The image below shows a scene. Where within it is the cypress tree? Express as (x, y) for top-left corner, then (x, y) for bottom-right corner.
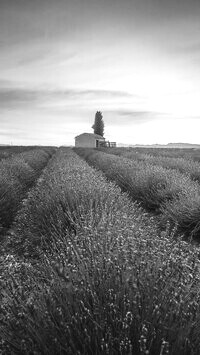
(92, 111), (104, 136)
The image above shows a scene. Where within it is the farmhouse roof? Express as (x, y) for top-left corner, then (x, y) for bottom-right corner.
(75, 133), (105, 139)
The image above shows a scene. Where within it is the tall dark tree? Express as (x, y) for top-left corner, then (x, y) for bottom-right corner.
(92, 111), (104, 137)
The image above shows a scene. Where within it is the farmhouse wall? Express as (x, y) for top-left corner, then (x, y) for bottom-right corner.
(75, 135), (97, 148)
(75, 133), (105, 148)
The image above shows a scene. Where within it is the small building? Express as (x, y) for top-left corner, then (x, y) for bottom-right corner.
(75, 133), (105, 148)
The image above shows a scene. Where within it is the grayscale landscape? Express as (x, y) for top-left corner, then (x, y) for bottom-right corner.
(1, 1), (200, 354)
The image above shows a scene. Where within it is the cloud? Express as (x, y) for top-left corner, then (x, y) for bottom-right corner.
(0, 125), (29, 139)
(0, 130), (24, 138)
(105, 110), (162, 125)
(16, 50), (52, 67)
(15, 43), (77, 67)
(60, 89), (133, 101)
(0, 86), (134, 110)
(174, 40), (200, 55)
(0, 88), (39, 109)
(0, 80), (12, 87)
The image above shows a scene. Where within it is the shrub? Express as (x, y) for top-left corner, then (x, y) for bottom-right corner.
(0, 148), (55, 231)
(121, 151), (200, 183)
(19, 148), (52, 172)
(75, 148), (200, 238)
(161, 192), (200, 238)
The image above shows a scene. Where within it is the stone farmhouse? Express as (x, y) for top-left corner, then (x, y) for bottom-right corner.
(75, 133), (116, 148)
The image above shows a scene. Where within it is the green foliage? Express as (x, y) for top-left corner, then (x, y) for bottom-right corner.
(92, 111), (104, 136)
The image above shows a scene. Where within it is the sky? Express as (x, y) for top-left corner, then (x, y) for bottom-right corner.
(0, 0), (200, 146)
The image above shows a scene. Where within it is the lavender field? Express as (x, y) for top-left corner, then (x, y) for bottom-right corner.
(1, 147), (200, 354)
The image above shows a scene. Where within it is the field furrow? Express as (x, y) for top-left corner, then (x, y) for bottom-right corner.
(0, 146), (38, 161)
(0, 147), (56, 238)
(101, 148), (200, 183)
(11, 148), (155, 256)
(102, 147), (200, 162)
(75, 148), (200, 239)
(1, 148), (200, 354)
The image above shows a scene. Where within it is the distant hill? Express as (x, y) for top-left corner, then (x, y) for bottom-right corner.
(166, 143), (200, 148)
(118, 143), (200, 149)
